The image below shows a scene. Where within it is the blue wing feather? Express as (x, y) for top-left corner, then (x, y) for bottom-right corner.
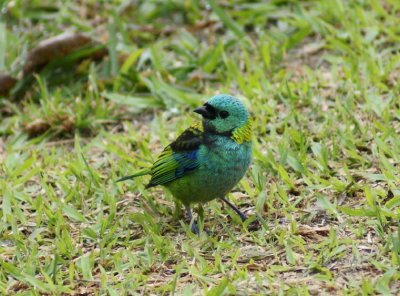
(174, 150), (199, 178)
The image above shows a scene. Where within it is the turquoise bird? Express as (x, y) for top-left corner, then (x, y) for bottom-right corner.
(118, 94), (253, 233)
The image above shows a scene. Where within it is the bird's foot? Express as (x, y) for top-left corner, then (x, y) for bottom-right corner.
(247, 217), (261, 231)
(189, 220), (211, 235)
(238, 212), (247, 222)
(184, 205), (210, 235)
(237, 212), (261, 231)
(190, 221), (199, 235)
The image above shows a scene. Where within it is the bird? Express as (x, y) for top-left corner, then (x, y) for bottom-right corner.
(118, 94), (253, 233)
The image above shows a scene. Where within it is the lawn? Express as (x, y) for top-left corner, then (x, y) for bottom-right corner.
(1, 0), (400, 295)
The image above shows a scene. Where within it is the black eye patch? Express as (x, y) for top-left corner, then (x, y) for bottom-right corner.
(219, 111), (229, 119)
(203, 103), (217, 119)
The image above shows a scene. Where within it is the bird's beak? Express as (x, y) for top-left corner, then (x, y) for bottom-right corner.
(193, 106), (208, 116)
(193, 105), (216, 119)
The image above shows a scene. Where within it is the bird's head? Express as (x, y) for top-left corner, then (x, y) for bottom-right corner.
(194, 94), (251, 142)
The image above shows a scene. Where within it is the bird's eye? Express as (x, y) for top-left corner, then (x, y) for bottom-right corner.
(219, 111), (229, 119)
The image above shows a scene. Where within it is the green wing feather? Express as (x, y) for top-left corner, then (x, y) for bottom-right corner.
(116, 168), (151, 182)
(146, 123), (204, 188)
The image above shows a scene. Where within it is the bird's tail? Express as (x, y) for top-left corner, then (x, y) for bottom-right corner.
(117, 168), (151, 182)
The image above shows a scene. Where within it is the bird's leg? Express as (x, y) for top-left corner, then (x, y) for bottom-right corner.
(185, 204), (199, 234)
(221, 197), (247, 222)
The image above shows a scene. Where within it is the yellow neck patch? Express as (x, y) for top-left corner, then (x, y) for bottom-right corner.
(231, 119), (252, 144)
(191, 121), (204, 132)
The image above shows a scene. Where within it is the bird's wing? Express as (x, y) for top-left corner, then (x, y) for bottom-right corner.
(146, 123), (204, 188)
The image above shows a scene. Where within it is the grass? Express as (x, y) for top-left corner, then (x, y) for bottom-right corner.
(1, 0), (400, 294)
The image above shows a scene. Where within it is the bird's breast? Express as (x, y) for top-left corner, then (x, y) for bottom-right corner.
(200, 136), (252, 182)
(165, 136), (252, 204)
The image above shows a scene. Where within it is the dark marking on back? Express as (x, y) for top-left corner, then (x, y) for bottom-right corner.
(170, 126), (203, 151)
